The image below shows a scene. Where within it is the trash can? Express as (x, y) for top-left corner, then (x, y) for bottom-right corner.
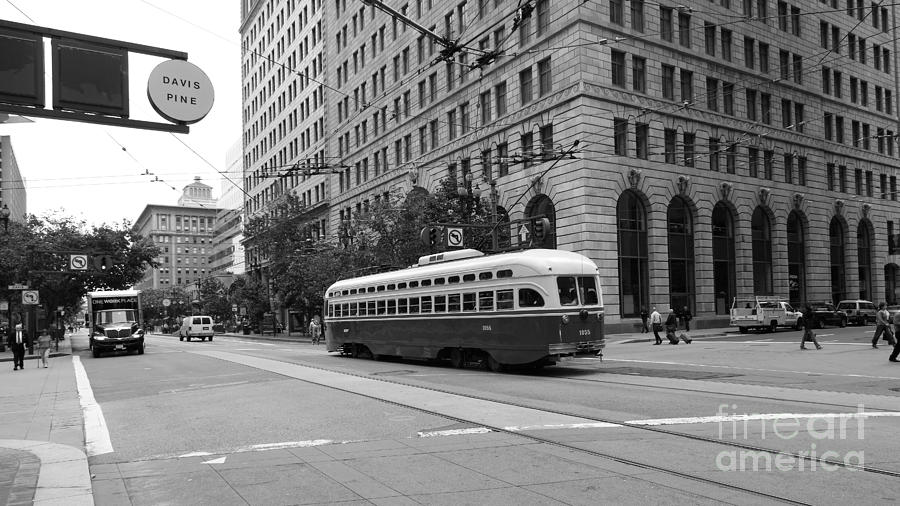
(243, 326), (250, 335)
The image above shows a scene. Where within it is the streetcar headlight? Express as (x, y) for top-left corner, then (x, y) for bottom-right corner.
(597, 312), (604, 323)
(560, 314), (570, 324)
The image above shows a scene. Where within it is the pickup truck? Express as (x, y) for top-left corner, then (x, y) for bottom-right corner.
(730, 297), (804, 333)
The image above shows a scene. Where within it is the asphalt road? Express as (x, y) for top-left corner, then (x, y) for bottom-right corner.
(72, 325), (900, 505)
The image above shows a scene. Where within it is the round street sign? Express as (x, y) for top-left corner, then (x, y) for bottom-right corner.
(162, 298), (171, 307)
(147, 59), (215, 124)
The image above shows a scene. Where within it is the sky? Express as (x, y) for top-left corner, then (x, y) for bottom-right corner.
(0, 0), (242, 227)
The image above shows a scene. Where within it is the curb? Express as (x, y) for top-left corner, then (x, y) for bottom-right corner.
(0, 440), (93, 506)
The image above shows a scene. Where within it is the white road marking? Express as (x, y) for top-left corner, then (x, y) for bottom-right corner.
(605, 358), (900, 380)
(179, 451), (212, 458)
(417, 427), (493, 437)
(202, 457), (227, 464)
(246, 439), (334, 451)
(73, 356), (113, 456)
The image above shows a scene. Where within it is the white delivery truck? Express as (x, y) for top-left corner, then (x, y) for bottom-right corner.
(730, 296), (803, 333)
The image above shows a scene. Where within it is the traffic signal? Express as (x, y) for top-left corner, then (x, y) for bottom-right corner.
(93, 255), (112, 272)
(532, 218), (551, 242)
(420, 226), (439, 247)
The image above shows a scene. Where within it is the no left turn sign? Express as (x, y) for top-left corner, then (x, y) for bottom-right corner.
(70, 254), (88, 270)
(446, 227), (464, 248)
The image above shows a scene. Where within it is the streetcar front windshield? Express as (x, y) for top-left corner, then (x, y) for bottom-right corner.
(557, 276), (600, 306)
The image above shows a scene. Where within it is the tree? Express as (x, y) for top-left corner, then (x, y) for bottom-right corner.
(197, 277), (231, 321)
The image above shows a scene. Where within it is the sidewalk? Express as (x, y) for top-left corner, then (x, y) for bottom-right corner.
(0, 333), (93, 505)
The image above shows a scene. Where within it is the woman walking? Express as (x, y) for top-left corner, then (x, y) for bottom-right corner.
(37, 329), (52, 368)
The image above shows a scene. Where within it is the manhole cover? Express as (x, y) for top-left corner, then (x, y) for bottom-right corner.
(371, 370), (417, 376)
(598, 366), (742, 380)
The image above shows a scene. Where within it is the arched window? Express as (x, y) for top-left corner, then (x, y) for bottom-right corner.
(787, 211), (806, 305)
(885, 264), (900, 305)
(524, 195), (557, 249)
(712, 203), (736, 314)
(858, 222), (872, 301)
(830, 218), (846, 303)
(751, 207), (773, 295)
(617, 191), (648, 317)
(667, 197), (694, 314)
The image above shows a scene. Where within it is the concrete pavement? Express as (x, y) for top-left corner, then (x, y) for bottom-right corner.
(0, 333), (93, 505)
(0, 325), (734, 505)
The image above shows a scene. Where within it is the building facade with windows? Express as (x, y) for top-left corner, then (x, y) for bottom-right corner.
(0, 136), (27, 224)
(133, 179), (219, 291)
(243, 0), (900, 331)
(209, 142), (247, 286)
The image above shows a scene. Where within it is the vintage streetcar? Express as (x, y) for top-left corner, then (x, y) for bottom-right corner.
(323, 248), (605, 371)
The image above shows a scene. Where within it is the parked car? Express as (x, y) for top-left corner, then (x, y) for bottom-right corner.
(806, 303), (848, 328)
(836, 300), (877, 325)
(178, 316), (215, 342)
(886, 305), (900, 322)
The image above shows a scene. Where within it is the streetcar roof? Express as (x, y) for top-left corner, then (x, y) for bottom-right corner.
(325, 249), (599, 296)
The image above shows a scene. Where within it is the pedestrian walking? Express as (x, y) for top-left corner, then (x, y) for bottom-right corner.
(664, 309), (681, 344)
(7, 323), (27, 371)
(891, 310), (900, 362)
(681, 306), (693, 332)
(649, 307), (662, 345)
(309, 315), (323, 345)
(37, 329), (51, 368)
(872, 303), (895, 348)
(801, 305), (822, 350)
(640, 307), (649, 333)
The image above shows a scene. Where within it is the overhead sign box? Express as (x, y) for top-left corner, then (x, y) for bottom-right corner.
(0, 28), (44, 107)
(52, 39), (129, 117)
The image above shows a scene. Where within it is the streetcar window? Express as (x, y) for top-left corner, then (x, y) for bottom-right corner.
(377, 300), (386, 314)
(462, 293), (476, 311)
(448, 294), (461, 312)
(579, 277), (600, 305)
(398, 282), (407, 289)
(387, 299), (397, 314)
(479, 272), (493, 280)
(327, 303), (333, 317)
(398, 298), (408, 314)
(387, 283), (396, 290)
(349, 303), (358, 316)
(377, 285), (385, 291)
(557, 277), (578, 306)
(434, 278), (445, 285)
(518, 288), (545, 307)
(421, 296), (433, 313)
(448, 276), (460, 284)
(358, 302), (367, 316)
(497, 290), (514, 309)
(434, 295), (447, 312)
(479, 291), (494, 310)
(367, 287), (376, 293)
(368, 300), (376, 315)
(497, 269), (513, 278)
(409, 297), (420, 313)
(342, 290), (349, 295)
(350, 289), (358, 295)
(409, 281), (419, 288)
(340, 304), (348, 316)
(463, 274), (476, 282)
(421, 279), (431, 286)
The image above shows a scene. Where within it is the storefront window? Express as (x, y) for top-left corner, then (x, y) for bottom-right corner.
(787, 211), (806, 305)
(830, 217), (846, 303)
(712, 202), (736, 314)
(858, 221), (872, 301)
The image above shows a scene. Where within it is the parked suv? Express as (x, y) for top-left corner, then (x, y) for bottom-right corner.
(178, 316), (215, 342)
(836, 300), (877, 325)
(807, 303), (848, 328)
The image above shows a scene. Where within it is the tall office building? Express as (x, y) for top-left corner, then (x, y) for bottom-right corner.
(134, 178), (219, 291)
(210, 141), (247, 285)
(242, 0), (900, 331)
(0, 135), (27, 224)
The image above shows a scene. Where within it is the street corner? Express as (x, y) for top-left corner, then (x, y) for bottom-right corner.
(0, 439), (93, 505)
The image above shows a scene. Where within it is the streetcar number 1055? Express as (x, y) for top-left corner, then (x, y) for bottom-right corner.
(482, 325), (492, 331)
(578, 329), (592, 336)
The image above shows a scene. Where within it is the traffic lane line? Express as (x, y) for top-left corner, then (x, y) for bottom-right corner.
(603, 356), (900, 380)
(73, 356), (113, 457)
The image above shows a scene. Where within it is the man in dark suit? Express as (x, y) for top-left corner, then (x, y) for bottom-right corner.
(8, 323), (28, 371)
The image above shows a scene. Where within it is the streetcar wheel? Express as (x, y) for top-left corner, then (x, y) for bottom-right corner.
(449, 348), (464, 369)
(739, 327), (748, 334)
(487, 354), (504, 373)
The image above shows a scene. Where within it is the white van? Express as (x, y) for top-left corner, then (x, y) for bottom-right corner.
(178, 316), (215, 341)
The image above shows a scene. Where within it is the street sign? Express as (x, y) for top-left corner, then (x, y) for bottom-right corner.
(232, 304), (238, 312)
(446, 227), (464, 248)
(0, 301), (7, 311)
(69, 254), (88, 270)
(518, 225), (530, 243)
(7, 284), (28, 290)
(162, 298), (171, 307)
(22, 290), (39, 305)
